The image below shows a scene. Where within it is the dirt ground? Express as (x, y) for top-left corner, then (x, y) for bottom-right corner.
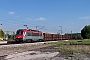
(0, 43), (90, 60)
(33, 45), (90, 60)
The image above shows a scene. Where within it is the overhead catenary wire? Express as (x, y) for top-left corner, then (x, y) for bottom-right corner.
(0, 5), (45, 29)
(0, 16), (27, 24)
(0, 5), (34, 26)
(0, 5), (46, 31)
(0, 16), (28, 25)
(0, 16), (45, 29)
(0, 18), (23, 26)
(0, 5), (28, 18)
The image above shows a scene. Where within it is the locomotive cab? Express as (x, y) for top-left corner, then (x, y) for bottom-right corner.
(15, 29), (24, 42)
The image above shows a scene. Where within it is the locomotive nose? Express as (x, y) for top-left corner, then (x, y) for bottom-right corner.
(16, 36), (22, 38)
(18, 36), (21, 38)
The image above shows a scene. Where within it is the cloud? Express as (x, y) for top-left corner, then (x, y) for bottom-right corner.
(9, 11), (15, 15)
(79, 16), (90, 20)
(26, 18), (32, 20)
(35, 17), (46, 20)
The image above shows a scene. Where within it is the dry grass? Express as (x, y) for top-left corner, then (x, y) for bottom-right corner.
(50, 40), (90, 54)
(57, 45), (90, 54)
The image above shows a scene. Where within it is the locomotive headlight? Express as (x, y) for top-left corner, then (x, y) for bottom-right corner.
(18, 36), (21, 38)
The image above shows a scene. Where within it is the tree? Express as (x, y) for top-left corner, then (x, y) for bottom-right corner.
(81, 25), (90, 39)
(0, 29), (4, 39)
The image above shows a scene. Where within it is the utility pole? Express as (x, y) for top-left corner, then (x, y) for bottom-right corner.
(59, 26), (62, 40)
(71, 31), (72, 40)
(36, 26), (39, 30)
(36, 26), (45, 31)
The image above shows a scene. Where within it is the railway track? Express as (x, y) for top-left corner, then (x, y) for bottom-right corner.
(0, 40), (58, 45)
(0, 40), (17, 45)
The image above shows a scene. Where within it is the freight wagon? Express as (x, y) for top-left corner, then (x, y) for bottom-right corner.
(43, 33), (71, 41)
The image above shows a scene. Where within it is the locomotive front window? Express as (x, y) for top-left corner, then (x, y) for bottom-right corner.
(16, 30), (23, 35)
(26, 32), (31, 36)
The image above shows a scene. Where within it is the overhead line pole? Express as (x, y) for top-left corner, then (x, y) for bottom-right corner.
(59, 26), (62, 40)
(36, 26), (39, 30)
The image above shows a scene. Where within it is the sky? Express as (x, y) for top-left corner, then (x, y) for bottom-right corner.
(0, 0), (90, 34)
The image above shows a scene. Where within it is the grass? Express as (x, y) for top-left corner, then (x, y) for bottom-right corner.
(50, 39), (90, 54)
(50, 39), (90, 45)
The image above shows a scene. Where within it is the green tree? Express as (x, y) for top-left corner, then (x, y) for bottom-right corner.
(0, 29), (4, 38)
(81, 25), (90, 39)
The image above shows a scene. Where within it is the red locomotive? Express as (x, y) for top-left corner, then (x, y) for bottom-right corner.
(15, 29), (44, 43)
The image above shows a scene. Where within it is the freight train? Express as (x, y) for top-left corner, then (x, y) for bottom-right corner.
(15, 29), (71, 43)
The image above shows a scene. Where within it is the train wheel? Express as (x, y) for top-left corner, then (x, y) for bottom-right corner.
(26, 39), (33, 43)
(31, 40), (33, 43)
(26, 40), (30, 43)
(41, 39), (44, 42)
(39, 39), (44, 42)
(15, 40), (20, 44)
